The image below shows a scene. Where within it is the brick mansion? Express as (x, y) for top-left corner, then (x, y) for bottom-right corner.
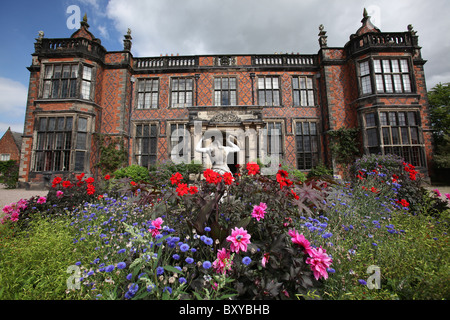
(18, 10), (433, 187)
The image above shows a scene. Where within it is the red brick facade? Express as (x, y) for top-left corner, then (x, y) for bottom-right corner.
(0, 128), (22, 162)
(18, 12), (433, 187)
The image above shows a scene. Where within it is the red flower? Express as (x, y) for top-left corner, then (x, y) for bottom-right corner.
(246, 162), (260, 175)
(276, 170), (292, 189)
(371, 187), (379, 193)
(397, 199), (410, 207)
(170, 172), (183, 185)
(62, 180), (72, 188)
(203, 168), (222, 184)
(291, 189), (299, 200)
(76, 173), (85, 181)
(188, 186), (198, 194)
(87, 184), (95, 195)
(104, 174), (111, 180)
(52, 177), (62, 188)
(130, 181), (137, 186)
(176, 183), (189, 196)
(86, 177), (94, 184)
(223, 172), (234, 185)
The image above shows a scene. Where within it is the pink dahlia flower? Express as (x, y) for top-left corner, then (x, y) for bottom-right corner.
(149, 217), (164, 237)
(288, 229), (313, 256)
(306, 246), (333, 280)
(37, 196), (47, 204)
(212, 248), (233, 274)
(251, 202), (267, 221)
(226, 227), (251, 253)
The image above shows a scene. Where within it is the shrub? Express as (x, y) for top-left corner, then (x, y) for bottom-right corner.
(114, 165), (150, 183)
(351, 154), (429, 215)
(148, 160), (203, 187)
(0, 160), (19, 189)
(307, 163), (333, 180)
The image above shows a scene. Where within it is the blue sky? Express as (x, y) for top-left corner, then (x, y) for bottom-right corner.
(1, 0), (449, 138)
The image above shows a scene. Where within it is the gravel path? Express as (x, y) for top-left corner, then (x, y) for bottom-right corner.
(0, 186), (48, 208)
(0, 184), (449, 218)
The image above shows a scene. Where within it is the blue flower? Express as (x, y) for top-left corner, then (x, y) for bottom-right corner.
(156, 267), (164, 275)
(126, 273), (133, 281)
(185, 257), (194, 264)
(321, 232), (333, 239)
(172, 254), (180, 260)
(117, 249), (126, 254)
(204, 227), (211, 232)
(163, 286), (172, 295)
(117, 262), (126, 269)
(105, 265), (115, 272)
(202, 261), (212, 269)
(180, 244), (190, 252)
(179, 277), (187, 284)
(242, 256), (252, 266)
(358, 279), (367, 285)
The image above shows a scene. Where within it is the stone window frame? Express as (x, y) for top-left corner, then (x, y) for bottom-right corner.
(0, 154), (10, 161)
(136, 78), (160, 109)
(213, 76), (238, 106)
(169, 77), (194, 108)
(357, 57), (415, 96)
(292, 76), (316, 107)
(261, 120), (285, 160)
(257, 75), (281, 106)
(373, 58), (412, 94)
(168, 122), (190, 161)
(41, 62), (95, 101)
(293, 119), (320, 170)
(357, 59), (373, 95)
(32, 113), (92, 173)
(362, 109), (426, 167)
(133, 122), (159, 168)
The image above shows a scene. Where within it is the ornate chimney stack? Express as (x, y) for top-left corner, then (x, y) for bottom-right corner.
(318, 24), (328, 48)
(123, 28), (132, 51)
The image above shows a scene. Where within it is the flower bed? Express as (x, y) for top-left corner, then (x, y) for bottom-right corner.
(0, 158), (449, 300)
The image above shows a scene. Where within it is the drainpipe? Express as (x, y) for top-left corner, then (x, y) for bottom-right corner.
(128, 75), (135, 165)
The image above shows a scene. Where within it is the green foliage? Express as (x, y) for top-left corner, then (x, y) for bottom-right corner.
(307, 162), (333, 180)
(352, 153), (429, 215)
(114, 164), (150, 183)
(328, 128), (361, 166)
(148, 160), (204, 187)
(428, 83), (450, 170)
(0, 160), (19, 189)
(428, 82), (450, 144)
(94, 134), (128, 175)
(0, 216), (97, 300)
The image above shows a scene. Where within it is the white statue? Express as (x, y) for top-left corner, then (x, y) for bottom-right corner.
(195, 134), (240, 174)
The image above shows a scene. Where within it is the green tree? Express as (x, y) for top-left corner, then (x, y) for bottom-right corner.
(428, 82), (450, 168)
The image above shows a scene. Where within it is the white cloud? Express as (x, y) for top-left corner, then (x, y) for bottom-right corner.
(101, 0), (450, 87)
(0, 77), (27, 137)
(0, 77), (27, 118)
(97, 25), (109, 39)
